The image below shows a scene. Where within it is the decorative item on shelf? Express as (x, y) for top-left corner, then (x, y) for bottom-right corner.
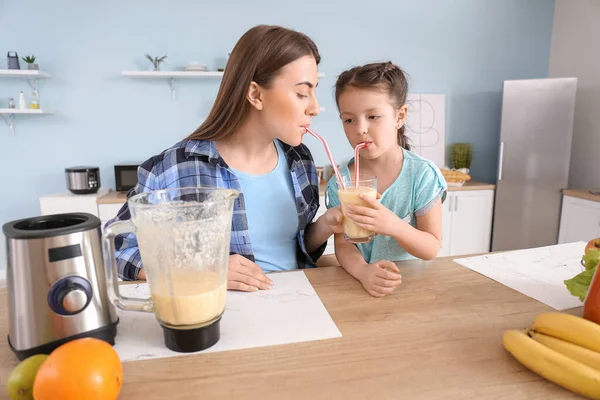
(7, 51), (20, 70)
(8, 97), (15, 109)
(21, 55), (39, 70)
(183, 61), (208, 72)
(217, 53), (231, 72)
(145, 53), (167, 71)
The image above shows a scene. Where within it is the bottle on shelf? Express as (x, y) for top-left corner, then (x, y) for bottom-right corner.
(19, 91), (26, 109)
(30, 89), (39, 109)
(8, 97), (15, 109)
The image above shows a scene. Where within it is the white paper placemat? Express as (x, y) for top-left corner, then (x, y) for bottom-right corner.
(113, 270), (342, 362)
(453, 242), (586, 310)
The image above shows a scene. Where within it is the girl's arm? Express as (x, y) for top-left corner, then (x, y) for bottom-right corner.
(334, 233), (369, 279)
(334, 233), (403, 297)
(345, 195), (443, 260)
(391, 200), (442, 260)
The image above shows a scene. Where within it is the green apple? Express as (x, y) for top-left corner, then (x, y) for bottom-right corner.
(6, 354), (48, 400)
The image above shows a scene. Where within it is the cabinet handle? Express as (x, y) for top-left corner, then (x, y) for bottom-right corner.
(455, 196), (458, 211)
(498, 141), (505, 181)
(448, 196), (453, 211)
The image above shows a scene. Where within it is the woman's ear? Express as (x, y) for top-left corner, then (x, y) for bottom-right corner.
(396, 104), (409, 129)
(247, 81), (264, 111)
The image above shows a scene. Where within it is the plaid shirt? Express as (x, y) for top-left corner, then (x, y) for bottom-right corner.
(106, 139), (326, 280)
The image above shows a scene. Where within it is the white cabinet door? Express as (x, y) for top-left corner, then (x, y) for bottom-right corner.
(448, 190), (494, 257)
(39, 188), (109, 217)
(558, 196), (600, 244)
(438, 193), (454, 257)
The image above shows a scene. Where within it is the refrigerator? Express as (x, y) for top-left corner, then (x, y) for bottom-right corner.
(491, 77), (578, 252)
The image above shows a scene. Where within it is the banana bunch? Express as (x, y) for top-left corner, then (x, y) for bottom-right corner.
(503, 312), (600, 399)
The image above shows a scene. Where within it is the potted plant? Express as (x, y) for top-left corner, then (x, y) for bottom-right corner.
(145, 54), (167, 71)
(21, 55), (38, 70)
(451, 143), (473, 174)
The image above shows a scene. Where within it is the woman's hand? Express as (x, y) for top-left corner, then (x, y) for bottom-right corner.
(323, 206), (344, 235)
(357, 260), (403, 298)
(345, 193), (403, 237)
(228, 254), (273, 292)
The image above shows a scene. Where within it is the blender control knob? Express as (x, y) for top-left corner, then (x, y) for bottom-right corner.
(48, 276), (93, 316)
(62, 289), (89, 313)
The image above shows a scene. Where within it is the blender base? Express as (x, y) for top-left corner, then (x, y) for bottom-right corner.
(161, 317), (221, 353)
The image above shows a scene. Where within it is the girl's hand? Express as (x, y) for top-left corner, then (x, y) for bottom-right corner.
(357, 260), (403, 298)
(228, 254), (273, 292)
(345, 193), (403, 237)
(323, 206), (344, 235)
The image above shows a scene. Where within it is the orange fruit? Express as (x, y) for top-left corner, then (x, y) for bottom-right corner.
(33, 338), (122, 400)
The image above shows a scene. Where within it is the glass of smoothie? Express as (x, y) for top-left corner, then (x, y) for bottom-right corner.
(337, 175), (378, 243)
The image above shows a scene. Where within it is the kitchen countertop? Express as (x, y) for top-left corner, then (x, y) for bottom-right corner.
(448, 181), (495, 191)
(0, 256), (581, 399)
(97, 181), (495, 205)
(562, 188), (600, 203)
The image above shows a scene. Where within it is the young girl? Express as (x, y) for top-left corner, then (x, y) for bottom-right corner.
(325, 62), (447, 298)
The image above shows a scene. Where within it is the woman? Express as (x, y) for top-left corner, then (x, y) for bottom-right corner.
(107, 25), (343, 291)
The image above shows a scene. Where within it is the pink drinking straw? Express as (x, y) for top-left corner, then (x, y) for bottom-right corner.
(306, 127), (345, 191)
(354, 142), (368, 190)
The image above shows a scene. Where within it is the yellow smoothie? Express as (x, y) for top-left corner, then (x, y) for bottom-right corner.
(149, 270), (226, 327)
(338, 186), (378, 242)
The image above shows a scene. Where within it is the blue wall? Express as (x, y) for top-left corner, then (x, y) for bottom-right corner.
(0, 0), (555, 269)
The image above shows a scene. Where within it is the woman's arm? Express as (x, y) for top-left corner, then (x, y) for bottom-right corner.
(304, 207), (343, 253)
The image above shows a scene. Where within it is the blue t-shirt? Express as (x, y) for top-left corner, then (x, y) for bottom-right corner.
(230, 141), (299, 272)
(325, 147), (447, 263)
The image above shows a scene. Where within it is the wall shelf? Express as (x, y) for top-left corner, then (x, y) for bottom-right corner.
(122, 70), (326, 100)
(0, 69), (52, 89)
(1, 109), (54, 136)
(0, 69), (52, 78)
(1, 69), (54, 135)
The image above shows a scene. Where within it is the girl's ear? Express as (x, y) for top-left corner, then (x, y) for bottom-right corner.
(247, 81), (264, 111)
(396, 104), (409, 129)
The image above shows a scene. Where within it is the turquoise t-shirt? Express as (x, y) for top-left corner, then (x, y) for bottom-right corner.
(230, 141), (299, 272)
(325, 147), (447, 263)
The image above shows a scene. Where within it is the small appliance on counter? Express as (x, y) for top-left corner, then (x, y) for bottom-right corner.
(114, 162), (141, 192)
(3, 212), (118, 360)
(65, 166), (100, 194)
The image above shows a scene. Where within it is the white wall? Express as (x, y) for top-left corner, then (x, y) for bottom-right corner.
(549, 0), (600, 190)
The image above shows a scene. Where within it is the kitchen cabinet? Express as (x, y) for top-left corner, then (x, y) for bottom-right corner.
(439, 190), (494, 257)
(39, 188), (109, 219)
(559, 195), (600, 244)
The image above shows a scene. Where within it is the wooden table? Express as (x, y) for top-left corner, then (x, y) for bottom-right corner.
(0, 257), (583, 399)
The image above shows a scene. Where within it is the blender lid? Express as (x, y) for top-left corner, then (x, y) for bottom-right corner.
(65, 166), (100, 173)
(2, 212), (101, 239)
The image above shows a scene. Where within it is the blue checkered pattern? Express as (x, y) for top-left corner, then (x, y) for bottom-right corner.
(105, 139), (325, 280)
